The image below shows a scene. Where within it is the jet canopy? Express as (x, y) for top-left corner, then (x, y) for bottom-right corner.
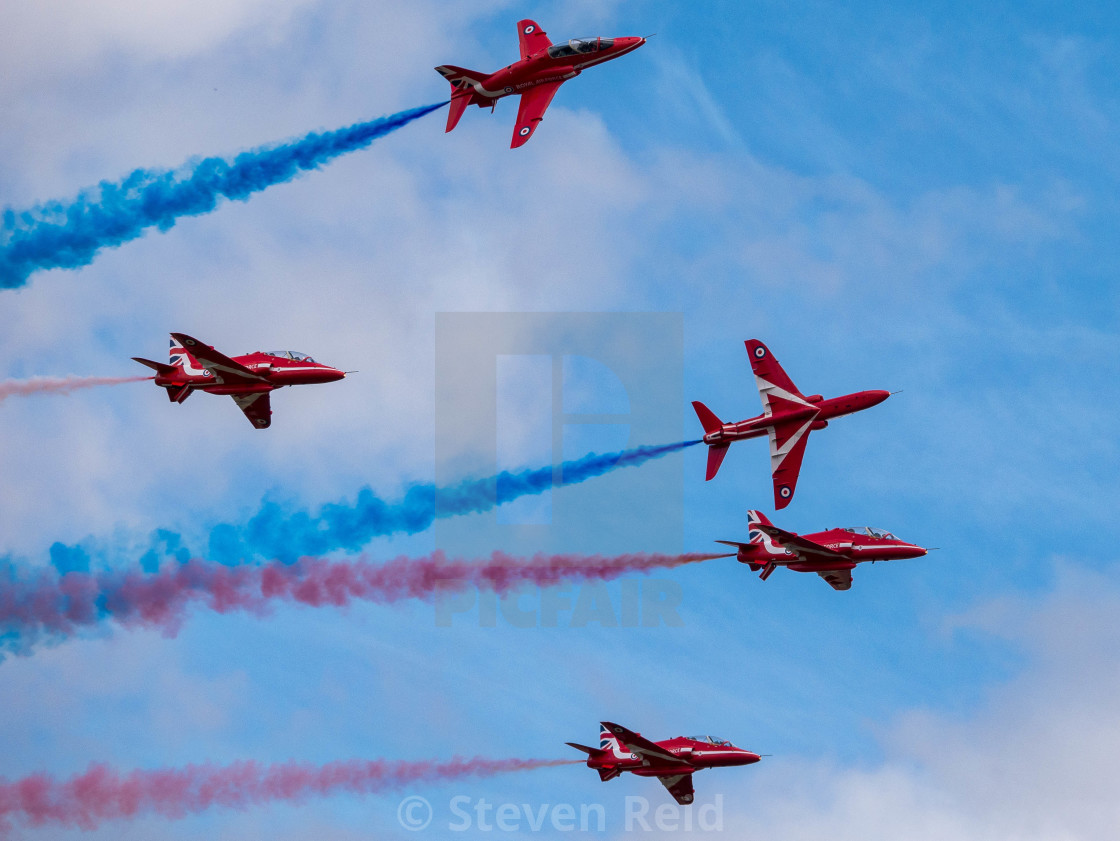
(265, 351), (316, 362)
(686, 735), (732, 746)
(548, 37), (614, 58)
(843, 526), (896, 539)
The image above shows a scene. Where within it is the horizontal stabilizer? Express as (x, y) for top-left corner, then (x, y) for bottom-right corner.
(132, 356), (177, 376)
(715, 540), (751, 551)
(705, 443), (730, 481)
(446, 91), (473, 133)
(691, 401), (723, 434)
(566, 741), (605, 757)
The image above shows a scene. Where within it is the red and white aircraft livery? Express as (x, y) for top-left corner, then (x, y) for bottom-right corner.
(567, 722), (761, 806)
(718, 510), (928, 591)
(436, 20), (645, 148)
(133, 333), (345, 429)
(692, 339), (890, 508)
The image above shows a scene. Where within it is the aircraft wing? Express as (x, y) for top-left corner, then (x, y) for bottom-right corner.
(511, 80), (564, 148)
(768, 418), (815, 509)
(752, 524), (847, 561)
(658, 773), (696, 805)
(817, 568), (853, 591)
(516, 19), (552, 58)
(745, 339), (807, 413)
(231, 392), (272, 429)
(601, 722), (690, 767)
(170, 333), (266, 386)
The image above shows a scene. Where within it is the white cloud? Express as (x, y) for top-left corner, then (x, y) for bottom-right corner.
(0, 1), (658, 559)
(0, 0), (317, 95)
(656, 563), (1120, 841)
(649, 47), (745, 149)
(0, 69), (1094, 560)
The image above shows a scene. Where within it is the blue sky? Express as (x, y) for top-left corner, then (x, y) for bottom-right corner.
(2, 1), (1119, 838)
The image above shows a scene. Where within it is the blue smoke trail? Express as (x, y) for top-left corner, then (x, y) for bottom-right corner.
(0, 102), (447, 289)
(0, 440), (701, 657)
(207, 440), (702, 564)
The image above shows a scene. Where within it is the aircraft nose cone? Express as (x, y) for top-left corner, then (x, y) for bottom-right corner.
(867, 389), (891, 407)
(742, 751), (762, 765)
(324, 367), (345, 382)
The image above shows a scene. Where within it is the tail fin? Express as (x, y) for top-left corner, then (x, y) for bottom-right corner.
(747, 510), (774, 539)
(435, 66), (488, 133)
(746, 510), (785, 567)
(169, 335), (200, 370)
(691, 401), (723, 435)
(693, 401), (730, 480)
(747, 510), (777, 551)
(599, 723), (625, 756)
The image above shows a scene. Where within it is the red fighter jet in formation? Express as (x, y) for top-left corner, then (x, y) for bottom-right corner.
(567, 722), (761, 805)
(718, 510), (928, 591)
(133, 333), (345, 428)
(436, 19), (646, 147)
(692, 339), (891, 508)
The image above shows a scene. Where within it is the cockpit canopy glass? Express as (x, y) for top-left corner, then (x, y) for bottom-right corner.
(686, 735), (732, 746)
(843, 526), (896, 539)
(265, 351), (316, 362)
(547, 37), (614, 58)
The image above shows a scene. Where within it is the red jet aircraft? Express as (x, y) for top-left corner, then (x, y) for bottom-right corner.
(133, 333), (345, 428)
(718, 510), (927, 591)
(567, 722), (761, 805)
(436, 19), (645, 147)
(692, 339), (890, 508)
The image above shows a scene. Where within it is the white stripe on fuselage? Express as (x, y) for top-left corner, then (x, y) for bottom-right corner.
(752, 529), (790, 558)
(176, 355), (208, 377)
(260, 365), (327, 374)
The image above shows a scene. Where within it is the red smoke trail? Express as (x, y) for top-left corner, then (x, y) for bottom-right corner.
(1, 552), (728, 644)
(0, 375), (149, 403)
(0, 756), (573, 831)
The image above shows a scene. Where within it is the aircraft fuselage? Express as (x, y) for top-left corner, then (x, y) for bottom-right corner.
(586, 736), (760, 778)
(701, 389), (890, 446)
(735, 528), (926, 569)
(150, 350), (345, 395)
(467, 36), (646, 102)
